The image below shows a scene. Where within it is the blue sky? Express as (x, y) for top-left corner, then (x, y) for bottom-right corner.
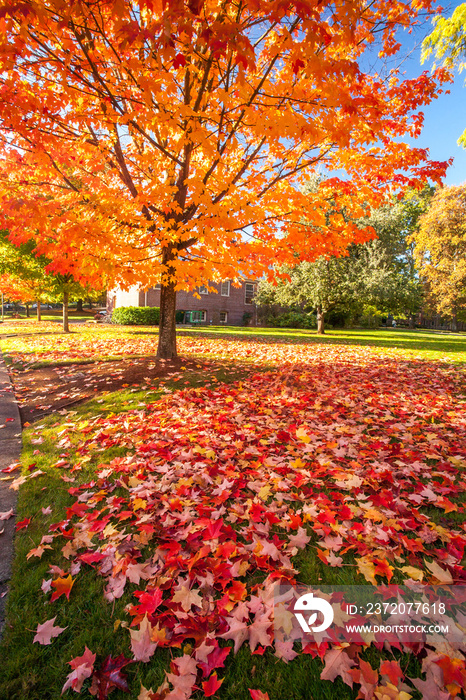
(401, 2), (466, 186)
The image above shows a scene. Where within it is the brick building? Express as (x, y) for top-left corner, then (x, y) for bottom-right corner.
(108, 280), (257, 326)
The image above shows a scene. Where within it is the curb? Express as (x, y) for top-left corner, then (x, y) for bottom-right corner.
(0, 350), (22, 640)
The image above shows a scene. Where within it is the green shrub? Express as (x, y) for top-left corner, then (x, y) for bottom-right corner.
(111, 306), (160, 325)
(358, 304), (383, 328)
(265, 311), (316, 329)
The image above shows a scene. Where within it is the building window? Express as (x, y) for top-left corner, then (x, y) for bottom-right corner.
(245, 282), (255, 305)
(221, 281), (230, 297)
(220, 311), (228, 324)
(154, 284), (161, 290)
(199, 285), (208, 295)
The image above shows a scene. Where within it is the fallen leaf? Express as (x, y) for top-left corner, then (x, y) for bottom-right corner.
(33, 616), (67, 645)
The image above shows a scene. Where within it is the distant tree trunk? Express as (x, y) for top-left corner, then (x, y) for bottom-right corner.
(87, 298), (93, 309)
(408, 314), (414, 329)
(76, 299), (83, 312)
(25, 303), (30, 318)
(36, 300), (41, 322)
(316, 305), (325, 335)
(63, 289), (69, 333)
(157, 245), (177, 359)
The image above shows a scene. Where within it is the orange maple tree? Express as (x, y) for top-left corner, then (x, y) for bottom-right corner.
(0, 0), (451, 356)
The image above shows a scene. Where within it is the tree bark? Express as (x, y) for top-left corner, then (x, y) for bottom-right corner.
(157, 245), (178, 359)
(63, 289), (70, 333)
(317, 305), (325, 334)
(157, 282), (177, 358)
(25, 303), (30, 318)
(76, 298), (83, 312)
(37, 300), (41, 322)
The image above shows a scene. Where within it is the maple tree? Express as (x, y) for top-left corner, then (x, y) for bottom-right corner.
(0, 0), (452, 358)
(410, 183), (466, 326)
(0, 231), (51, 320)
(422, 2), (466, 146)
(0, 231), (104, 330)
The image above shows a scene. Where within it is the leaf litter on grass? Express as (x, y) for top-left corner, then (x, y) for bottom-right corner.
(5, 341), (466, 699)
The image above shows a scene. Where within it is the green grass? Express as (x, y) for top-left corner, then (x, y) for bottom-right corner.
(174, 326), (466, 363)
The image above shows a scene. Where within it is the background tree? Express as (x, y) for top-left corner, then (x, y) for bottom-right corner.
(357, 185), (434, 325)
(0, 0), (451, 356)
(410, 183), (466, 328)
(0, 232), (51, 321)
(256, 187), (433, 333)
(0, 232), (103, 331)
(422, 3), (466, 146)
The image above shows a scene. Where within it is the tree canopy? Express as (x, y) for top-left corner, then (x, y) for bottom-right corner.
(422, 3), (466, 146)
(410, 183), (466, 323)
(256, 190), (430, 333)
(0, 231), (104, 329)
(0, 0), (452, 355)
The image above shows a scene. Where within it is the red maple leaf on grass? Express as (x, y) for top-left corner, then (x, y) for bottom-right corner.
(89, 654), (133, 699)
(62, 647), (96, 694)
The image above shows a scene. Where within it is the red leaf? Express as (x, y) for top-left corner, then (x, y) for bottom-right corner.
(90, 654), (132, 699)
(173, 53), (186, 69)
(15, 517), (31, 530)
(202, 672), (224, 697)
(292, 58), (305, 74)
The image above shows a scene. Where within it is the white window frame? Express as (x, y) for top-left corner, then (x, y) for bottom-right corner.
(221, 280), (230, 297)
(219, 311), (228, 324)
(199, 285), (208, 295)
(154, 284), (161, 290)
(245, 282), (255, 305)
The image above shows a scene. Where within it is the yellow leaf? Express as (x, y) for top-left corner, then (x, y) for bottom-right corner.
(296, 426), (311, 443)
(356, 556), (377, 585)
(133, 498), (147, 511)
(258, 484), (272, 501)
(425, 559), (453, 584)
(401, 566), (424, 581)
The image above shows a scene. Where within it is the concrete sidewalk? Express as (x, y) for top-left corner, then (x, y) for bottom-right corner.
(0, 351), (22, 639)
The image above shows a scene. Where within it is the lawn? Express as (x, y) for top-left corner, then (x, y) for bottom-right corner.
(0, 321), (465, 700)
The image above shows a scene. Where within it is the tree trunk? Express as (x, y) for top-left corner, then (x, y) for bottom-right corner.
(25, 303), (30, 318)
(317, 306), (325, 334)
(157, 282), (177, 358)
(37, 300), (41, 322)
(76, 299), (83, 312)
(63, 289), (70, 333)
(408, 314), (414, 329)
(87, 298), (93, 309)
(157, 244), (178, 359)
